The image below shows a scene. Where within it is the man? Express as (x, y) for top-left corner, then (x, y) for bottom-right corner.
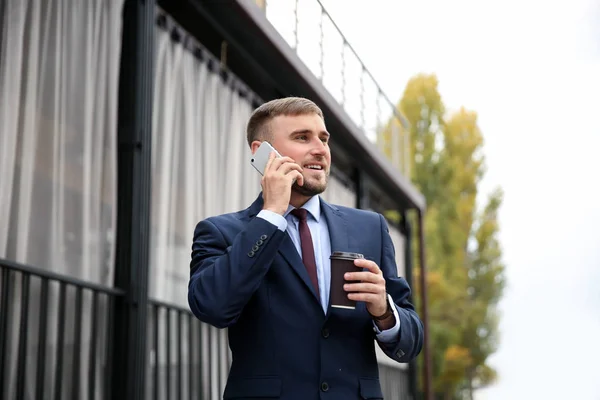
(188, 97), (423, 400)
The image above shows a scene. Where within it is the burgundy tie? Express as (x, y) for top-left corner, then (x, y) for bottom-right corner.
(290, 208), (320, 300)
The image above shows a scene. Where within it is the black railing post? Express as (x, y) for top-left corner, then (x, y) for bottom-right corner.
(417, 209), (433, 400)
(401, 211), (418, 400)
(354, 168), (369, 210)
(111, 0), (155, 399)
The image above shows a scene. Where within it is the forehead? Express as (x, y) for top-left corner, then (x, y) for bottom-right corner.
(269, 113), (326, 135)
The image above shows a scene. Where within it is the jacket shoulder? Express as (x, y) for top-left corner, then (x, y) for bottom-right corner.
(329, 203), (382, 221)
(194, 207), (250, 233)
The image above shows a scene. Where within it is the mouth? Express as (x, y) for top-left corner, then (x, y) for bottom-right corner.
(303, 163), (325, 172)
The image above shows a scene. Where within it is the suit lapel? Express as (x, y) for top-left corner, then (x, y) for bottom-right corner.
(319, 199), (349, 253)
(320, 199), (352, 318)
(245, 195), (361, 318)
(277, 234), (321, 302)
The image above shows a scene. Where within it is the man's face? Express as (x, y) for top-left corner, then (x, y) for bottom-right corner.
(265, 113), (331, 196)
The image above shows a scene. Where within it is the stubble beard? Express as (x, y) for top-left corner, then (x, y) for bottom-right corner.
(292, 170), (329, 197)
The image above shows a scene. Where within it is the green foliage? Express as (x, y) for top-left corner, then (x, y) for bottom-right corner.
(379, 74), (505, 399)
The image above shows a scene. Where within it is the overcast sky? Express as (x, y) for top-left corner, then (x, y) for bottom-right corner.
(268, 0), (600, 398)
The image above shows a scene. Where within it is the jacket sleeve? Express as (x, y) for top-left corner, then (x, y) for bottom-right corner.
(376, 213), (424, 363)
(187, 216), (286, 328)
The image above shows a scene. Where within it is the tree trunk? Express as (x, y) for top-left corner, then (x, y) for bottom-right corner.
(467, 369), (474, 400)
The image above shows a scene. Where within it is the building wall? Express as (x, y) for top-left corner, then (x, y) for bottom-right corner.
(0, 1), (411, 399)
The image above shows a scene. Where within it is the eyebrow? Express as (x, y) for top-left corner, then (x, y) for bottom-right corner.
(289, 129), (330, 138)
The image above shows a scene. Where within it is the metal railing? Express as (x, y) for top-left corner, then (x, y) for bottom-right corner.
(147, 299), (230, 400)
(261, 0), (411, 178)
(1, 258), (410, 400)
(380, 364), (412, 400)
(0, 259), (123, 400)
(0, 259), (228, 400)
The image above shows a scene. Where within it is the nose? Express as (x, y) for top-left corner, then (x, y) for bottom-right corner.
(309, 137), (328, 156)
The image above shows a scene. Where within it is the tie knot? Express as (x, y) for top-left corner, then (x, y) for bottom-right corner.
(291, 208), (308, 221)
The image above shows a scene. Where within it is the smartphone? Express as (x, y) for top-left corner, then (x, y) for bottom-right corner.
(251, 141), (282, 175)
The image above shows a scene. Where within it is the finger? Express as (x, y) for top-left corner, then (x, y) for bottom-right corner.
(344, 271), (385, 284)
(262, 151), (277, 174)
(268, 156), (296, 172)
(353, 259), (382, 275)
(347, 292), (381, 304)
(278, 162), (303, 175)
(343, 282), (385, 294)
(291, 170), (304, 186)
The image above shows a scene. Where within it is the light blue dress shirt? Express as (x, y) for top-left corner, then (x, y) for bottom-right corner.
(257, 195), (400, 343)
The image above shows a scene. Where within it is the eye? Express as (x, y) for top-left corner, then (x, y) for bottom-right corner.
(296, 135), (308, 141)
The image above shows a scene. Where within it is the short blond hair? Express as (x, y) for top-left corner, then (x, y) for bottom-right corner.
(246, 97), (324, 146)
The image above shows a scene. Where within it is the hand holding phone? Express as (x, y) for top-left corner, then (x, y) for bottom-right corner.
(250, 142), (303, 215)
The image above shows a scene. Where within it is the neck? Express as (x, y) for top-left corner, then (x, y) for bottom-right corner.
(289, 193), (312, 209)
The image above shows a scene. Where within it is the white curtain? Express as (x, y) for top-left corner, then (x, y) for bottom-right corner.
(150, 23), (260, 309)
(0, 0), (124, 398)
(150, 18), (260, 400)
(0, 0), (121, 283)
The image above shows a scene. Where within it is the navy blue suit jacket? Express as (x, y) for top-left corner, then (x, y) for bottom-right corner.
(188, 194), (423, 400)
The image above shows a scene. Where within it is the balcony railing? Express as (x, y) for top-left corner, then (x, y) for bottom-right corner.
(147, 299), (231, 400)
(260, 0), (411, 178)
(0, 259), (123, 400)
(1, 258), (410, 399)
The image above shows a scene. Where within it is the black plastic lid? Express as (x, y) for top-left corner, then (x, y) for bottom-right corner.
(330, 251), (364, 260)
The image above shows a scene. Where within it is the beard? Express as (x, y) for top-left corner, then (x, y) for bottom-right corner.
(292, 170), (329, 197)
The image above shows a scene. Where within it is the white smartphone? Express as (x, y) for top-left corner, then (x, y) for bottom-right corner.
(250, 141), (282, 175)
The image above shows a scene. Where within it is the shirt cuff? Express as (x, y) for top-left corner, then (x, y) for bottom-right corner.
(257, 210), (288, 232)
(373, 294), (401, 343)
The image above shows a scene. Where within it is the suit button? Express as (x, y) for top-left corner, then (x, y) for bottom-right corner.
(252, 245), (259, 251)
(321, 328), (329, 338)
(260, 234), (267, 240)
(247, 251), (255, 257)
(256, 239), (264, 246)
(320, 382), (329, 392)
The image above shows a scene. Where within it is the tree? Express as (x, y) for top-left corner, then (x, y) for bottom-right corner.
(379, 73), (505, 399)
(461, 188), (505, 398)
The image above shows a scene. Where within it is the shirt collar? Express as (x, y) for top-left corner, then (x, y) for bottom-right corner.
(284, 195), (321, 222)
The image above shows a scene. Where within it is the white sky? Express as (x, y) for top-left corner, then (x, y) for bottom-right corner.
(267, 0), (600, 398)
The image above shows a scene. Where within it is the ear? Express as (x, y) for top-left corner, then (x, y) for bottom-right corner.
(250, 140), (263, 155)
